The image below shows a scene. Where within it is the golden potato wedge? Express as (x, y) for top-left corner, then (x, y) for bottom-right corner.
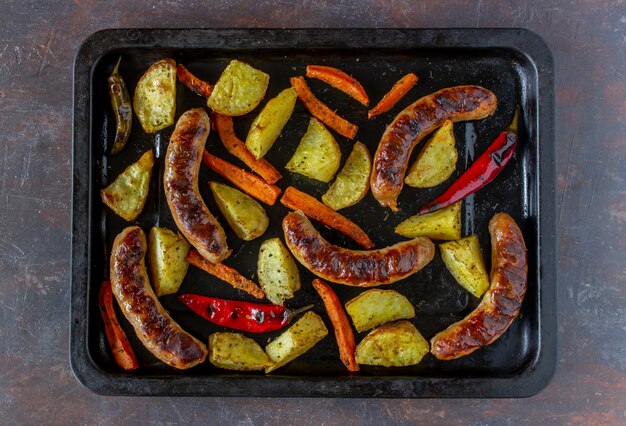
(285, 117), (341, 183)
(440, 235), (490, 298)
(322, 141), (371, 210)
(133, 58), (176, 133)
(405, 120), (458, 188)
(394, 202), (462, 241)
(209, 181), (269, 241)
(147, 227), (191, 297)
(257, 238), (301, 305)
(246, 87), (297, 159)
(207, 60), (269, 116)
(100, 150), (154, 221)
(265, 311), (328, 373)
(355, 321), (429, 367)
(345, 289), (415, 333)
(208, 332), (273, 371)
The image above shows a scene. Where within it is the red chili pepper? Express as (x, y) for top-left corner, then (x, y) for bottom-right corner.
(179, 294), (314, 333)
(419, 107), (520, 214)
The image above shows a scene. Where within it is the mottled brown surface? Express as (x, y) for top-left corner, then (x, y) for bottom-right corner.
(1, 0), (625, 424)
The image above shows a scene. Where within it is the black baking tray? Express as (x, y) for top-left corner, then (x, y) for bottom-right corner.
(70, 28), (556, 397)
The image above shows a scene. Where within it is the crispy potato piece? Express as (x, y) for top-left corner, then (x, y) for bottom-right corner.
(345, 289), (415, 333)
(208, 332), (273, 371)
(207, 60), (269, 116)
(322, 142), (372, 210)
(209, 182), (269, 241)
(133, 58), (176, 133)
(246, 87), (297, 159)
(285, 117), (341, 183)
(265, 311), (328, 373)
(257, 238), (301, 305)
(355, 321), (429, 367)
(395, 202), (461, 241)
(405, 120), (458, 188)
(147, 227), (191, 297)
(440, 235), (490, 298)
(101, 150), (154, 221)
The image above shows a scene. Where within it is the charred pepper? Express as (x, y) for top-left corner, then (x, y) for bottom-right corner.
(108, 56), (132, 155)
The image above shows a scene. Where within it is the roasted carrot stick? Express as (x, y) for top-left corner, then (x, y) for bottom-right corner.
(98, 280), (139, 371)
(306, 65), (369, 106)
(177, 64), (214, 97)
(290, 76), (358, 140)
(280, 186), (374, 249)
(186, 250), (265, 299)
(202, 151), (282, 206)
(213, 113), (282, 184)
(312, 279), (359, 372)
(368, 73), (419, 119)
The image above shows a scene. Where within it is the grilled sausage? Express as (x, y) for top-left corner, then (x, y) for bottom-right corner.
(283, 211), (435, 286)
(110, 226), (208, 369)
(164, 108), (231, 263)
(371, 86), (497, 211)
(430, 213), (528, 360)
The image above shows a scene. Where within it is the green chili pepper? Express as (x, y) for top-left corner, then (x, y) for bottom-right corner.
(108, 56), (132, 155)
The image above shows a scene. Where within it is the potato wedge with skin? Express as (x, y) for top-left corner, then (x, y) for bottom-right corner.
(322, 142), (372, 210)
(265, 311), (328, 373)
(246, 88), (297, 159)
(209, 182), (269, 241)
(133, 58), (176, 133)
(147, 227), (191, 297)
(440, 235), (490, 298)
(101, 150), (154, 221)
(395, 202), (461, 241)
(208, 332), (273, 371)
(355, 321), (429, 367)
(405, 120), (458, 188)
(285, 117), (341, 183)
(257, 238), (301, 305)
(207, 60), (269, 116)
(345, 289), (415, 333)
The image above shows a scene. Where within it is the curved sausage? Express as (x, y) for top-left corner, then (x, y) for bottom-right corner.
(110, 226), (208, 369)
(371, 86), (497, 211)
(283, 211), (435, 286)
(164, 108), (231, 263)
(430, 213), (528, 360)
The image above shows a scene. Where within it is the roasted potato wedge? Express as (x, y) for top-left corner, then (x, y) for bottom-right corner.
(265, 311), (328, 373)
(285, 117), (341, 183)
(147, 226), (191, 297)
(133, 58), (176, 133)
(355, 321), (429, 367)
(257, 238), (301, 305)
(208, 332), (273, 371)
(395, 202), (461, 240)
(440, 235), (490, 298)
(322, 141), (371, 210)
(345, 289), (415, 333)
(100, 150), (154, 221)
(209, 181), (269, 241)
(207, 60), (269, 116)
(246, 87), (297, 159)
(405, 120), (458, 188)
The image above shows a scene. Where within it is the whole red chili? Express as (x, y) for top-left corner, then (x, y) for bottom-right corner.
(419, 107), (520, 214)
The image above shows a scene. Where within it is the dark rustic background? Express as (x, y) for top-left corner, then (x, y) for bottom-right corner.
(1, 0), (625, 424)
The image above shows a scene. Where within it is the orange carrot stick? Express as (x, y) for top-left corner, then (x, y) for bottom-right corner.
(306, 65), (369, 106)
(186, 250), (265, 299)
(368, 73), (419, 119)
(202, 151), (282, 206)
(213, 113), (282, 184)
(98, 280), (139, 371)
(176, 64), (214, 97)
(290, 76), (358, 140)
(280, 186), (374, 249)
(312, 279), (359, 372)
